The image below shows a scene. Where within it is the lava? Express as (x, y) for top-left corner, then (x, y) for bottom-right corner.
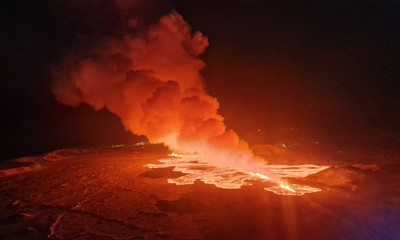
(146, 152), (330, 196)
(250, 172), (296, 193)
(278, 181), (296, 193)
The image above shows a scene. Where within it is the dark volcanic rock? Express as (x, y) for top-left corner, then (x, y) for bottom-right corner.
(0, 146), (399, 240)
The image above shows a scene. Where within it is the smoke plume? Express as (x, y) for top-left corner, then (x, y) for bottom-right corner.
(52, 4), (274, 176)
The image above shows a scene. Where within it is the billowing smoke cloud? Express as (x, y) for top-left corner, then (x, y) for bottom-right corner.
(52, 5), (275, 177)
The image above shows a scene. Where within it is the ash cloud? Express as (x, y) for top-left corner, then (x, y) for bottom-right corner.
(52, 1), (273, 176)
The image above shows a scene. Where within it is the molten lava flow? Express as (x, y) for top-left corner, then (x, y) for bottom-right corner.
(146, 152), (330, 196)
(250, 172), (296, 193)
(278, 181), (296, 193)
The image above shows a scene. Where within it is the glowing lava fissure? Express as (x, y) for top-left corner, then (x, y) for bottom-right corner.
(146, 152), (330, 196)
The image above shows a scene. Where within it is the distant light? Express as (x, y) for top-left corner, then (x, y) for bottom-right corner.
(279, 143), (288, 148)
(257, 129), (261, 132)
(111, 144), (124, 148)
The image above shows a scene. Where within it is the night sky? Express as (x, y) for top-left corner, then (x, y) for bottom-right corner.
(1, 0), (400, 160)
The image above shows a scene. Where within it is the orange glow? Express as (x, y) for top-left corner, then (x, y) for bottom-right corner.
(53, 11), (254, 165)
(278, 180), (296, 193)
(146, 152), (329, 196)
(53, 8), (321, 188)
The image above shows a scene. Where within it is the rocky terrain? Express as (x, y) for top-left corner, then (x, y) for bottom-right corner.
(0, 145), (399, 239)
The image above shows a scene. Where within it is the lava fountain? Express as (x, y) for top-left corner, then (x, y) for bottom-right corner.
(52, 3), (327, 195)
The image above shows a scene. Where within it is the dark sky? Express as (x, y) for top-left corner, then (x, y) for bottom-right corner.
(1, 0), (400, 160)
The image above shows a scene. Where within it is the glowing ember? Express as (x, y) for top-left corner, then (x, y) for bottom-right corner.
(146, 152), (330, 196)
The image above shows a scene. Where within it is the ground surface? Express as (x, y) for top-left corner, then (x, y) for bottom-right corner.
(0, 145), (399, 240)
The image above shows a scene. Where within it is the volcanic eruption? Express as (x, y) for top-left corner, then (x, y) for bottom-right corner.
(2, 2), (400, 239)
(52, 7), (279, 177)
